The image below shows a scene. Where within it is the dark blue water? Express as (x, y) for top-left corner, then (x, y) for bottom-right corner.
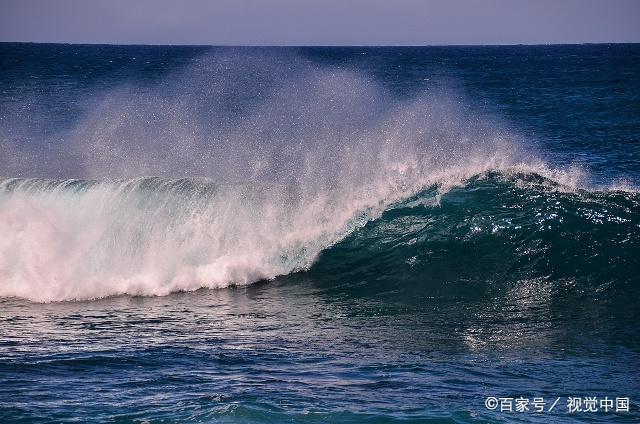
(0, 43), (639, 423)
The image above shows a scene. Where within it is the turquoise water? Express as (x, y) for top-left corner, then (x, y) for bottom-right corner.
(0, 44), (639, 422)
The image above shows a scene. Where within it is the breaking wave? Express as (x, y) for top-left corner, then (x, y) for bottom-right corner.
(2, 167), (638, 302)
(1, 51), (637, 302)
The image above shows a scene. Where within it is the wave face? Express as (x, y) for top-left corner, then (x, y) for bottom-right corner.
(311, 173), (640, 300)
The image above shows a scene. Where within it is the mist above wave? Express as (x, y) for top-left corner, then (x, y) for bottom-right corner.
(0, 50), (581, 302)
(2, 50), (529, 180)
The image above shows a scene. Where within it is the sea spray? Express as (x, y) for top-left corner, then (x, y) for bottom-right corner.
(0, 51), (618, 302)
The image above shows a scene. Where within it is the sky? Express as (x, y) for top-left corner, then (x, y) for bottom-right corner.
(1, 0), (639, 46)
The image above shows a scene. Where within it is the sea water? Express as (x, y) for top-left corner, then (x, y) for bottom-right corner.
(0, 44), (639, 422)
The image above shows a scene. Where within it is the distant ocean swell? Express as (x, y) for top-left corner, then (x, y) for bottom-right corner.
(1, 166), (637, 303)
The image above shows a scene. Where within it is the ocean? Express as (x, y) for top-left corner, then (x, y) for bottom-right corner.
(0, 43), (639, 423)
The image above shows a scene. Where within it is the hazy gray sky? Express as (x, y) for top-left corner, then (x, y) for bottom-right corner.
(1, 0), (639, 46)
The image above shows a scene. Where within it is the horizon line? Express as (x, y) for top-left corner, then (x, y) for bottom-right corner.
(1, 41), (639, 48)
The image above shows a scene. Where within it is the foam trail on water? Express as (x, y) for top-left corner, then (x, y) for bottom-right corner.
(0, 51), (599, 302)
